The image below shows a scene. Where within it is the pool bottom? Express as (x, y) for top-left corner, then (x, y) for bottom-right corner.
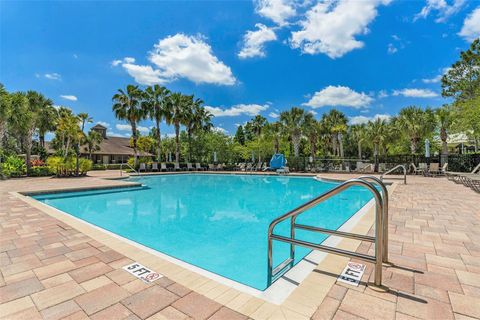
(18, 189), (376, 305)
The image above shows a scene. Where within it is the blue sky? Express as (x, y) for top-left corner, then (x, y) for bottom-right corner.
(1, 0), (479, 138)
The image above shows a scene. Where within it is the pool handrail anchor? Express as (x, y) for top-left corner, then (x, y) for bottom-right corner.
(267, 178), (387, 288)
(380, 164), (407, 185)
(120, 163), (139, 176)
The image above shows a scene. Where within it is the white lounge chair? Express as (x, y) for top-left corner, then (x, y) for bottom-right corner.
(195, 163), (204, 171)
(152, 162), (159, 172)
(139, 163), (146, 172)
(160, 163), (168, 172)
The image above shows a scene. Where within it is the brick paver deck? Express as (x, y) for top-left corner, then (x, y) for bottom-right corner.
(0, 173), (479, 319)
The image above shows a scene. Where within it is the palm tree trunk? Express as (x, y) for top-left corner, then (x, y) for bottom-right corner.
(175, 122), (180, 164)
(274, 138), (279, 154)
(410, 139), (417, 154)
(292, 134), (300, 157)
(188, 130), (192, 162)
(75, 143), (80, 177)
(39, 132), (45, 148)
(357, 141), (362, 159)
(131, 122), (138, 167)
(338, 133), (344, 158)
(25, 130), (34, 176)
(374, 143), (379, 172)
(156, 119), (161, 162)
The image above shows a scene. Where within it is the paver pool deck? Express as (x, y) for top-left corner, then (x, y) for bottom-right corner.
(0, 172), (479, 319)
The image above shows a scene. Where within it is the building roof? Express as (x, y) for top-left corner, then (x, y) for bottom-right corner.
(91, 124), (108, 130)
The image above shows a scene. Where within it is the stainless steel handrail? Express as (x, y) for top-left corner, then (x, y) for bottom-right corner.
(120, 163), (139, 176)
(380, 164), (407, 185)
(267, 178), (385, 287)
(357, 176), (389, 262)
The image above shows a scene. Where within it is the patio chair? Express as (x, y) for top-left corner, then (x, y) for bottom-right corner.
(446, 163), (480, 182)
(208, 164), (216, 171)
(411, 163), (426, 175)
(187, 163), (194, 171)
(195, 163), (204, 171)
(152, 162), (159, 172)
(139, 163), (146, 172)
(427, 163), (440, 177)
(174, 162), (182, 171)
(217, 163), (224, 171)
(160, 163), (168, 172)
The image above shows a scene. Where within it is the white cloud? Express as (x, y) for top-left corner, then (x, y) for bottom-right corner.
(238, 24), (277, 59)
(212, 126), (228, 134)
(349, 113), (391, 125)
(60, 95), (77, 101)
(205, 104), (269, 117)
(148, 34), (236, 85)
(393, 88), (439, 98)
(290, 0), (391, 58)
(378, 90), (388, 98)
(303, 86), (373, 109)
(255, 0), (297, 26)
(308, 110), (318, 115)
(387, 43), (398, 54)
(415, 0), (466, 23)
(107, 131), (130, 138)
(45, 73), (61, 80)
(112, 34), (236, 86)
(116, 124), (149, 133)
(458, 7), (480, 42)
(269, 112), (280, 118)
(422, 67), (450, 83)
(122, 62), (165, 86)
(96, 121), (110, 128)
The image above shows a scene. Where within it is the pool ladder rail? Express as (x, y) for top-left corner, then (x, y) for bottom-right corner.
(267, 176), (389, 288)
(380, 164), (407, 185)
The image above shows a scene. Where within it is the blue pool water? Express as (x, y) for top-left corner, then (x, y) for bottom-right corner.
(33, 174), (374, 290)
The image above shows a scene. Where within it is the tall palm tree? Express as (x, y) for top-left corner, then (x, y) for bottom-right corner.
(185, 98), (212, 160)
(350, 124), (367, 159)
(435, 104), (452, 160)
(251, 115), (267, 137)
(23, 91), (46, 174)
(78, 112), (93, 132)
(367, 118), (389, 172)
(165, 93), (191, 164)
(395, 106), (436, 154)
(112, 85), (146, 166)
(144, 85), (170, 161)
(280, 107), (307, 157)
(37, 102), (57, 148)
(265, 122), (283, 154)
(303, 113), (319, 159)
(323, 109), (348, 157)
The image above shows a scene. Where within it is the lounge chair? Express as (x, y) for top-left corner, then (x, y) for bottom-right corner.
(160, 163), (168, 172)
(152, 162), (159, 172)
(195, 163), (204, 171)
(187, 163), (194, 171)
(427, 163), (441, 176)
(446, 163), (480, 182)
(245, 163), (253, 171)
(208, 164), (216, 171)
(217, 163), (224, 171)
(174, 162), (182, 171)
(411, 163), (426, 175)
(139, 163), (146, 172)
(359, 163), (374, 173)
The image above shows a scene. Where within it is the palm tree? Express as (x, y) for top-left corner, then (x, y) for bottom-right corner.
(280, 107), (307, 157)
(265, 122), (283, 154)
(350, 124), (367, 159)
(395, 106), (436, 154)
(251, 115), (267, 137)
(144, 85), (170, 161)
(367, 118), (389, 172)
(0, 84), (12, 152)
(303, 113), (319, 159)
(83, 130), (103, 159)
(323, 109), (348, 157)
(37, 102), (57, 148)
(78, 112), (92, 132)
(112, 85), (146, 166)
(165, 93), (191, 164)
(185, 98), (212, 160)
(435, 105), (452, 161)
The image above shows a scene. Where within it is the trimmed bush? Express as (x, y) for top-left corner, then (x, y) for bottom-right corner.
(0, 155), (26, 177)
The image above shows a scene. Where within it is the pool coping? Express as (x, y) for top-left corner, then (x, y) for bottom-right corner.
(11, 173), (397, 319)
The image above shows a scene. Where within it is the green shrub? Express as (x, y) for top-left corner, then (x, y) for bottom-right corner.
(46, 156), (65, 176)
(29, 166), (52, 177)
(78, 158), (92, 174)
(1, 155), (26, 177)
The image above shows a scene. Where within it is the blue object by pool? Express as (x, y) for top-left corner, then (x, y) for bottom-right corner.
(269, 153), (286, 169)
(33, 174), (374, 290)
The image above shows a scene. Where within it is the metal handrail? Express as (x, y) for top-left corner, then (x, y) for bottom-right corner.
(267, 178), (385, 287)
(380, 164), (407, 184)
(120, 163), (139, 176)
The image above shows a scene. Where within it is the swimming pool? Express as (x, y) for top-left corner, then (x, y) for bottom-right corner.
(33, 174), (374, 291)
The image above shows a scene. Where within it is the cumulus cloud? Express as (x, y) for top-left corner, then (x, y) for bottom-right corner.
(349, 114), (391, 125)
(255, 0), (297, 26)
(96, 121), (110, 128)
(238, 24), (277, 59)
(44, 73), (61, 80)
(393, 88), (439, 98)
(415, 0), (466, 23)
(205, 104), (269, 117)
(458, 7), (480, 41)
(377, 90), (388, 98)
(422, 67), (450, 84)
(112, 34), (236, 86)
(290, 0), (391, 58)
(303, 86), (373, 109)
(116, 124), (150, 133)
(268, 112), (280, 118)
(387, 43), (398, 54)
(60, 95), (77, 101)
(212, 126), (228, 134)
